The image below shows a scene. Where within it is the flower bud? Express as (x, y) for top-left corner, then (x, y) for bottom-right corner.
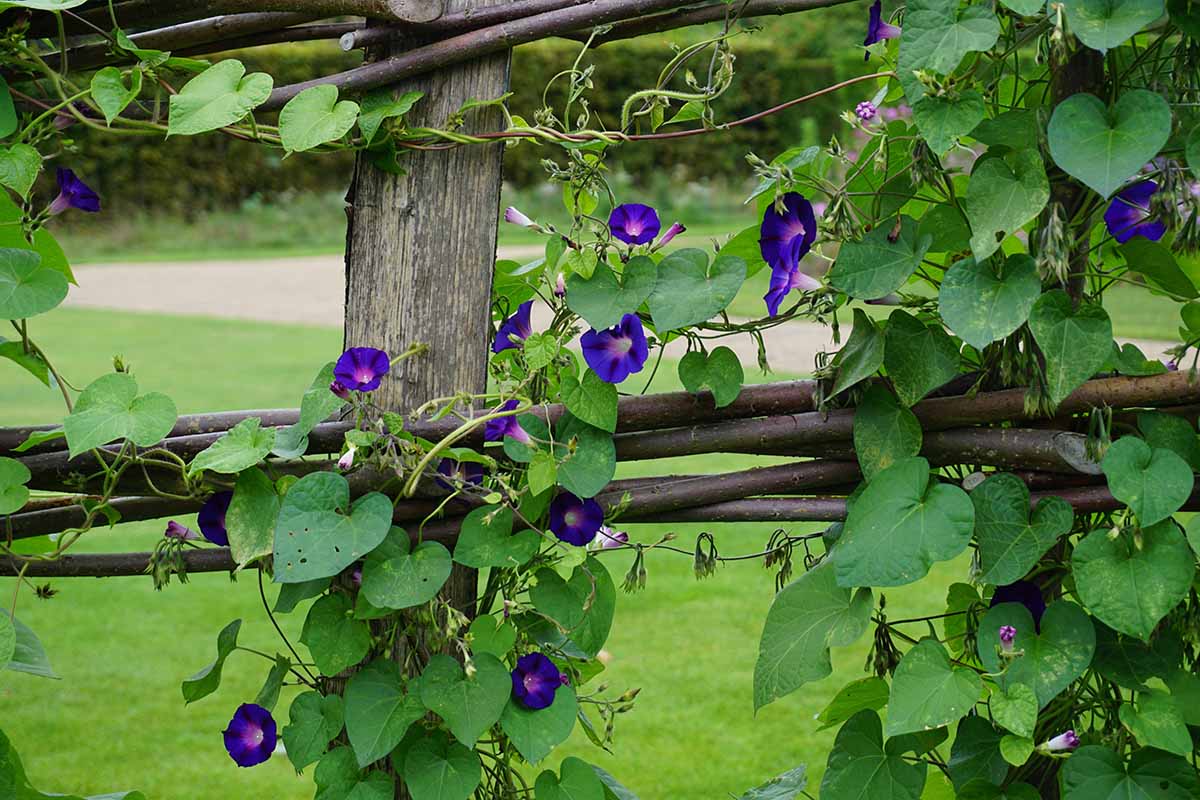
(338, 444), (357, 471)
(998, 624), (1017, 654)
(1040, 729), (1080, 753)
(504, 206), (538, 229)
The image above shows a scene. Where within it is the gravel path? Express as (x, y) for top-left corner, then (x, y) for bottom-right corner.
(64, 253), (1174, 372)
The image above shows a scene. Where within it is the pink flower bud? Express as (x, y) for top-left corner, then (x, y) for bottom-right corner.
(338, 445), (357, 471)
(504, 206), (537, 229)
(1042, 730), (1080, 752)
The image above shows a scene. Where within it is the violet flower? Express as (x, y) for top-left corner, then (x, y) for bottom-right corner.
(504, 206), (538, 229)
(581, 313), (649, 384)
(763, 263), (821, 318)
(333, 347), (390, 393)
(863, 0), (901, 60)
(485, 399), (532, 444)
(549, 491), (604, 546)
(197, 491), (232, 547)
(437, 458), (484, 488)
(596, 525), (629, 549)
(998, 625), (1017, 654)
(608, 203), (661, 245)
(511, 652), (563, 710)
(1104, 180), (1165, 244)
(1041, 730), (1080, 753)
(222, 703), (277, 768)
(48, 168), (100, 215)
(493, 300), (534, 354)
(329, 380), (352, 401)
(653, 222), (686, 249)
(164, 520), (199, 541)
(991, 580), (1046, 630)
(856, 101), (878, 121)
(759, 192), (818, 276)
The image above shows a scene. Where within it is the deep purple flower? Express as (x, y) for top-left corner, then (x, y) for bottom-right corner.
(48, 168), (100, 215)
(1104, 180), (1166, 244)
(333, 347), (390, 393)
(549, 491), (604, 546)
(1042, 730), (1080, 753)
(436, 458), (484, 488)
(863, 0), (901, 60)
(759, 192), (818, 278)
(197, 491), (232, 547)
(581, 313), (649, 384)
(608, 203), (661, 245)
(493, 300), (534, 354)
(763, 263), (821, 317)
(504, 206), (537, 229)
(596, 525), (629, 549)
(485, 399), (532, 444)
(222, 703), (277, 768)
(347, 562), (363, 588)
(991, 580), (1047, 630)
(856, 101), (878, 121)
(511, 652), (563, 710)
(329, 380), (352, 401)
(998, 625), (1017, 654)
(654, 222), (686, 249)
(164, 520), (199, 541)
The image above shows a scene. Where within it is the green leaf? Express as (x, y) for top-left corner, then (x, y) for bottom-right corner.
(273, 472), (393, 583)
(453, 505), (539, 569)
(947, 715), (1007, 791)
(358, 88), (423, 143)
(836, 457), (974, 587)
(534, 756), (605, 800)
(1188, 124), (1200, 180)
(830, 309), (885, 397)
(0, 248), (66, 319)
(344, 658), (426, 768)
(939, 255), (1041, 350)
(911, 90), (985, 155)
(978, 601), (1095, 707)
(0, 144), (41, 198)
(1109, 341), (1168, 377)
(168, 60), (273, 136)
(226, 467), (279, 567)
(1101, 436), (1194, 526)
(1061, 745), (1198, 800)
(403, 735), (481, 800)
(0, 0), (89, 9)
(999, 735), (1034, 767)
(717, 224), (770, 277)
(918, 203), (972, 253)
(0, 76), (14, 138)
(971, 473), (1074, 586)
(677, 347), (744, 408)
(301, 593), (371, 676)
(274, 362), (345, 457)
(566, 257), (657, 331)
(523, 332), (559, 370)
(897, 0), (999, 99)
(1028, 289), (1113, 406)
(999, 0), (1045, 14)
(736, 766), (806, 800)
(885, 638), (982, 736)
(1047, 91), (1172, 198)
(188, 417), (275, 475)
(0, 193), (73, 283)
(1093, 622), (1181, 689)
(991, 682), (1038, 738)
(181, 619), (240, 704)
(0, 456), (30, 515)
(362, 528), (452, 610)
(561, 369), (618, 431)
(0, 613), (13, 672)
(972, 108), (1042, 150)
(0, 337), (49, 386)
(1062, 0), (1165, 51)
(278, 84), (360, 153)
(852, 384), (922, 481)
(1119, 690), (1192, 756)
(63, 373), (177, 459)
(1120, 238), (1199, 299)
(282, 690), (345, 771)
(646, 249), (745, 331)
(943, 582), (980, 656)
(528, 558), (615, 658)
(254, 654), (291, 712)
(753, 560), (873, 710)
(467, 615), (517, 658)
(882, 310), (960, 406)
(498, 684), (578, 764)
(829, 216), (931, 300)
(816, 677), (890, 730)
(1073, 520), (1193, 640)
(964, 150), (1049, 261)
(91, 67), (142, 125)
(6, 616), (56, 678)
(1188, 514), (1200, 558)
(418, 653), (510, 747)
(554, 414), (615, 499)
(1139, 411), (1200, 470)
(819, 711), (926, 800)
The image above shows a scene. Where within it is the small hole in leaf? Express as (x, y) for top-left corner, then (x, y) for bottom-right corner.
(300, 558), (307, 564)
(334, 546), (340, 553)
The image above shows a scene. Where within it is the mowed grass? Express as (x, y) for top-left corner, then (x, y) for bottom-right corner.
(4, 308), (964, 799)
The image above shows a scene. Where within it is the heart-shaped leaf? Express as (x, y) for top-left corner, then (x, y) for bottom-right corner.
(897, 0), (999, 102)
(403, 734), (482, 800)
(819, 711), (927, 800)
(737, 765), (808, 800)
(1118, 689), (1192, 756)
(554, 414), (615, 499)
(188, 416), (276, 475)
(971, 473), (1074, 586)
(939, 255), (1041, 350)
(964, 150), (1049, 261)
(528, 558), (615, 658)
(1101, 436), (1194, 525)
(0, 247), (66, 320)
(168, 59), (273, 136)
(1048, 90), (1172, 198)
(358, 88), (423, 143)
(991, 683), (1038, 738)
(1062, 0), (1165, 52)
(535, 756), (606, 800)
(0, 194), (72, 284)
(499, 684), (578, 764)
(91, 66), (142, 125)
(947, 715), (1007, 791)
(282, 690), (345, 771)
(829, 216), (931, 299)
(272, 472), (393, 583)
(1119, 238), (1198, 300)
(647, 249), (745, 331)
(0, 456), (30, 515)
(63, 372), (177, 458)
(280, 84), (360, 153)
(361, 528), (453, 609)
(273, 362), (344, 457)
(678, 346), (744, 408)
(301, 593), (371, 676)
(816, 677), (890, 731)
(912, 90), (986, 155)
(6, 616), (55, 678)
(882, 310), (961, 406)
(226, 467), (279, 567)
(344, 658), (426, 768)
(978, 600), (1096, 707)
(831, 309), (885, 397)
(560, 369), (618, 432)
(467, 615), (517, 658)
(1073, 520), (1194, 639)
(418, 653), (511, 747)
(566, 257), (657, 331)
(453, 505), (540, 569)
(852, 385), (922, 480)
(836, 457), (975, 588)
(1028, 289), (1113, 406)
(886, 638), (982, 736)
(1061, 745), (1198, 800)
(181, 619), (240, 704)
(0, 144), (40, 197)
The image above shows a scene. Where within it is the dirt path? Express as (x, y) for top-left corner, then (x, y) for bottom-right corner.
(63, 253), (1175, 372)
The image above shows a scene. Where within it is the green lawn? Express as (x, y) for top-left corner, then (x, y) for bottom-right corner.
(1, 308), (962, 799)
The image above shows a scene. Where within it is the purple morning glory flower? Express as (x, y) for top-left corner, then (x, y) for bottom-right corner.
(991, 580), (1046, 630)
(759, 192), (818, 278)
(581, 313), (649, 384)
(493, 300), (534, 354)
(763, 263), (821, 317)
(863, 0), (901, 60)
(48, 168), (100, 215)
(333, 347), (390, 393)
(549, 491), (604, 546)
(654, 222), (686, 249)
(1104, 180), (1166, 244)
(998, 625), (1017, 654)
(164, 520), (199, 541)
(1041, 730), (1080, 753)
(511, 652), (563, 710)
(596, 525), (629, 549)
(485, 399), (532, 444)
(329, 380), (352, 400)
(856, 101), (878, 121)
(608, 203), (661, 245)
(197, 491), (232, 547)
(436, 457), (484, 488)
(223, 703), (277, 768)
